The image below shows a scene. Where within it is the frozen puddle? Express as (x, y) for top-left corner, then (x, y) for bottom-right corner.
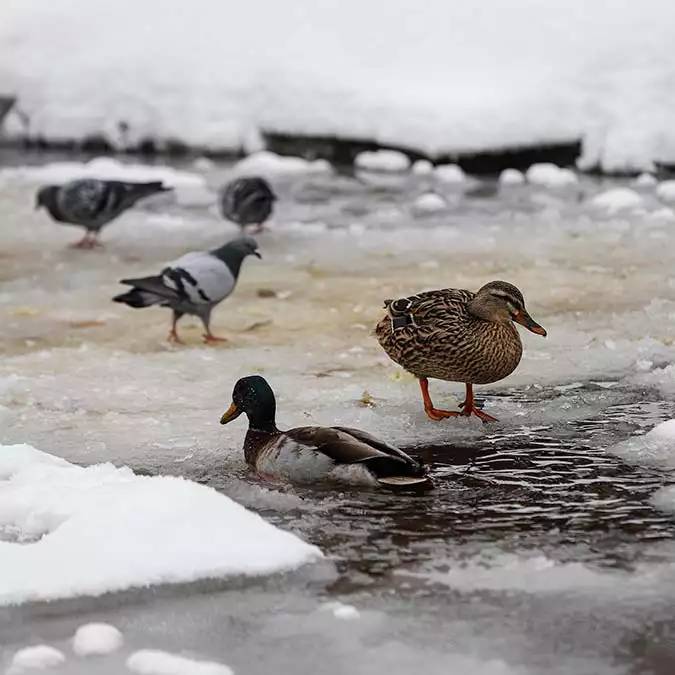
(0, 444), (322, 605)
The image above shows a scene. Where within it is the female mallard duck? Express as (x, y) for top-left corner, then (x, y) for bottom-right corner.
(220, 375), (432, 489)
(373, 280), (546, 422)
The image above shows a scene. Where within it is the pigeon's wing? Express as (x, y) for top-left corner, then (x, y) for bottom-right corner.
(56, 179), (111, 225)
(161, 252), (236, 306)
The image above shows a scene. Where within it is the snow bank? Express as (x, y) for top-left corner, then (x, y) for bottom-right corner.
(127, 650), (234, 675)
(4, 0), (675, 172)
(0, 444), (322, 606)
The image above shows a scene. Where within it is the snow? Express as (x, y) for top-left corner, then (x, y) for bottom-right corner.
(634, 172), (658, 187)
(72, 623), (124, 656)
(6, 0), (675, 172)
(0, 444), (322, 606)
(411, 159), (434, 175)
(0, 156), (205, 189)
(498, 169), (525, 186)
(354, 150), (411, 173)
(525, 163), (578, 187)
(232, 151), (332, 177)
(7, 646), (65, 673)
(412, 192), (447, 214)
(590, 188), (644, 213)
(126, 650), (234, 675)
(655, 180), (675, 201)
(319, 601), (361, 620)
(433, 164), (465, 183)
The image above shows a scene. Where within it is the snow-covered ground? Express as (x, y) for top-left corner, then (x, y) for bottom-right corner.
(3, 1), (675, 172)
(3, 153), (675, 674)
(0, 443), (321, 606)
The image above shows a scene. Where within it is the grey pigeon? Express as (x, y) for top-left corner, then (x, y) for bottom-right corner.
(112, 236), (261, 343)
(35, 178), (173, 249)
(219, 176), (276, 233)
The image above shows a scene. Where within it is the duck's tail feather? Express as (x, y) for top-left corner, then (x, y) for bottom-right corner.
(360, 456), (432, 490)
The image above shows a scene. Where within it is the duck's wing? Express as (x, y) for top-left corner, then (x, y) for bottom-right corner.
(281, 426), (430, 488)
(331, 426), (423, 467)
(286, 426), (389, 464)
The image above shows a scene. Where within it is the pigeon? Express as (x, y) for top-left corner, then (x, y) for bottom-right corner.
(112, 236), (261, 343)
(219, 176), (276, 233)
(35, 178), (173, 249)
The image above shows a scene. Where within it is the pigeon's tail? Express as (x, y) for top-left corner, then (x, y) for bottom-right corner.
(123, 181), (174, 206)
(359, 456), (432, 491)
(112, 287), (164, 308)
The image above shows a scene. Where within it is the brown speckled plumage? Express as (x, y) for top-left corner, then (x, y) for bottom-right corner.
(373, 280), (546, 422)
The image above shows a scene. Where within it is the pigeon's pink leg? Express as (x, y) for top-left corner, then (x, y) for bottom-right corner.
(69, 233), (94, 249)
(168, 315), (184, 344)
(203, 332), (228, 343)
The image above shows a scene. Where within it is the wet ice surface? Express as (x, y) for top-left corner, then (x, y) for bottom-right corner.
(3, 150), (675, 674)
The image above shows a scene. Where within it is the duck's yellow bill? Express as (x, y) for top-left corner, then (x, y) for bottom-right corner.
(220, 402), (242, 424)
(514, 311), (547, 337)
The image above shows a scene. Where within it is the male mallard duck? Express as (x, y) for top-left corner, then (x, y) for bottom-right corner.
(373, 280), (546, 422)
(220, 375), (432, 489)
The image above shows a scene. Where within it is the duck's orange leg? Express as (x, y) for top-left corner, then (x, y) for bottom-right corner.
(458, 383), (498, 423)
(419, 377), (461, 421)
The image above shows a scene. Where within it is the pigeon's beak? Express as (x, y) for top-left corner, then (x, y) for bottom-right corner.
(220, 402), (242, 425)
(252, 250), (262, 259)
(513, 310), (547, 337)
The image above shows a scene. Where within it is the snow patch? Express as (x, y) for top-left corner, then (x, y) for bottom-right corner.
(354, 150), (411, 173)
(606, 419), (675, 471)
(655, 180), (675, 201)
(498, 169), (525, 185)
(433, 163), (465, 183)
(525, 163), (578, 187)
(232, 151), (332, 177)
(0, 444), (322, 606)
(0, 157), (204, 189)
(126, 650), (234, 675)
(411, 159), (434, 175)
(633, 172), (658, 187)
(72, 622), (124, 656)
(590, 188), (644, 213)
(319, 600), (361, 620)
(7, 646), (65, 673)
(412, 192), (447, 214)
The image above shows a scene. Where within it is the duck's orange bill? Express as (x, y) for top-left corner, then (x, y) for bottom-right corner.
(514, 311), (547, 337)
(220, 402), (242, 424)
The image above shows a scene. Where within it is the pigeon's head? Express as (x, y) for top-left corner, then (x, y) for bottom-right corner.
(232, 236), (261, 259)
(213, 236), (261, 262)
(35, 185), (58, 211)
(220, 375), (276, 431)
